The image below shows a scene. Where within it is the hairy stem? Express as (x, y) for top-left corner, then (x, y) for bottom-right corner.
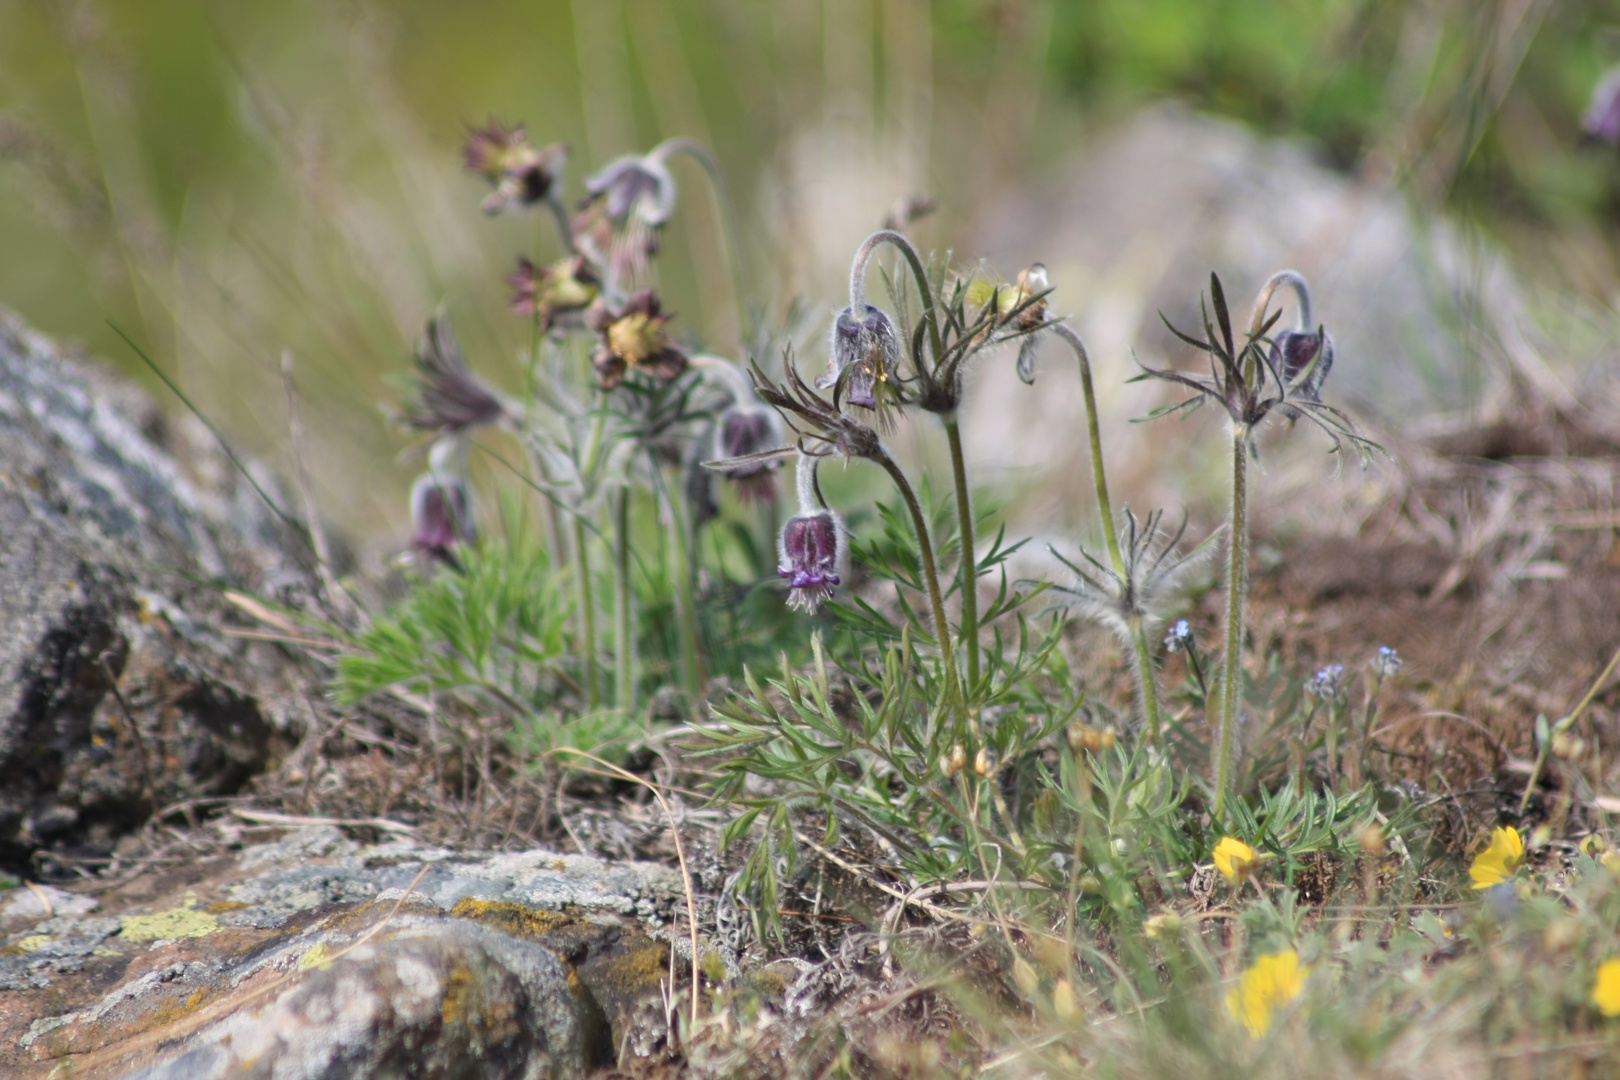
(615, 481), (635, 713)
(1214, 424), (1250, 818)
(1056, 324), (1160, 740)
(651, 138), (750, 350)
(941, 412), (980, 690)
(572, 513), (600, 709)
(653, 450), (707, 701)
(873, 450), (958, 700)
(849, 230), (944, 373)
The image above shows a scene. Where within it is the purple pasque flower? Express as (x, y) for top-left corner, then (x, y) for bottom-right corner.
(573, 153), (676, 284)
(509, 255), (599, 332)
(712, 405), (783, 503)
(462, 120), (567, 215)
(821, 303), (901, 417)
(584, 289), (689, 390)
(401, 317), (509, 435)
(1269, 327), (1334, 418)
(410, 438), (476, 567)
(1585, 65), (1620, 145)
(778, 509), (844, 613)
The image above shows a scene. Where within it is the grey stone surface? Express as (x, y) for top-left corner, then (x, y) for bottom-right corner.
(0, 311), (316, 866)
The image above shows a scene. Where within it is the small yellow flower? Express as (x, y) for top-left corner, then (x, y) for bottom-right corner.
(1226, 949), (1307, 1038)
(1594, 959), (1620, 1018)
(1469, 826), (1524, 890)
(1213, 837), (1259, 884)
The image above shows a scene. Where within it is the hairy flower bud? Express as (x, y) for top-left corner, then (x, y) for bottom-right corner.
(973, 746), (993, 777)
(946, 743), (968, 777)
(823, 303), (901, 414)
(777, 509), (844, 613)
(410, 439), (476, 567)
(1270, 328), (1334, 413)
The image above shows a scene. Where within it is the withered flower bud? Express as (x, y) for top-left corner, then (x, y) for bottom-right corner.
(401, 318), (509, 435)
(712, 406), (783, 503)
(973, 746), (993, 777)
(462, 121), (566, 215)
(585, 290), (689, 390)
(777, 509), (844, 613)
(509, 255), (599, 331)
(946, 743), (968, 777)
(822, 303), (901, 415)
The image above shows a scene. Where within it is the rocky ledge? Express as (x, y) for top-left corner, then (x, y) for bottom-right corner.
(1, 827), (690, 1079)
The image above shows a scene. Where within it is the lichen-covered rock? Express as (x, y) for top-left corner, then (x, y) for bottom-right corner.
(2, 833), (681, 1078)
(0, 311), (319, 868)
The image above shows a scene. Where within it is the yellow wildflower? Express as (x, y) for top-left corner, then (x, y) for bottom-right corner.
(1226, 949), (1307, 1038)
(1594, 959), (1620, 1018)
(1213, 837), (1259, 884)
(1468, 826), (1524, 890)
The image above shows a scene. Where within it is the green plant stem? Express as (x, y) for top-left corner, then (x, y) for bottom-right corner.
(1518, 635), (1620, 815)
(652, 451), (706, 700)
(1055, 324), (1161, 741)
(849, 230), (944, 373)
(652, 138), (750, 349)
(1214, 424), (1250, 819)
(941, 412), (980, 691)
(615, 481), (634, 713)
(572, 513), (600, 709)
(873, 449), (958, 701)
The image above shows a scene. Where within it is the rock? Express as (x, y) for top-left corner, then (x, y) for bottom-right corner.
(1, 839), (682, 1078)
(0, 883), (99, 919)
(0, 311), (320, 868)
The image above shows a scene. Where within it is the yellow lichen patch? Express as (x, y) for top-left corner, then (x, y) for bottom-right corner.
(448, 897), (571, 940)
(297, 943), (338, 971)
(589, 935), (667, 997)
(441, 959), (476, 1028)
(149, 986), (212, 1028)
(120, 906), (221, 943)
(16, 934), (52, 953)
(206, 901), (248, 915)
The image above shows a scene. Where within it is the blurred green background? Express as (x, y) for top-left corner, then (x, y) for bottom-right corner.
(2, 0), (1618, 543)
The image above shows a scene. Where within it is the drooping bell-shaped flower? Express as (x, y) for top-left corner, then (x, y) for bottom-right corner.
(712, 405), (783, 502)
(1269, 327), (1334, 413)
(410, 438), (476, 567)
(778, 509), (844, 613)
(573, 153), (676, 285)
(821, 303), (901, 424)
(585, 290), (689, 390)
(509, 255), (599, 332)
(462, 121), (567, 215)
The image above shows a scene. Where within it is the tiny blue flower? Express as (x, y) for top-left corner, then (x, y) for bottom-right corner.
(1164, 619), (1192, 653)
(1305, 664), (1346, 701)
(1373, 646), (1403, 679)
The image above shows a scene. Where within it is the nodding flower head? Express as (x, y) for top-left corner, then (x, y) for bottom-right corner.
(822, 303), (902, 422)
(1270, 327), (1334, 416)
(574, 153), (676, 284)
(778, 509), (844, 613)
(712, 406), (784, 502)
(585, 290), (689, 390)
(462, 121), (566, 215)
(401, 318), (509, 435)
(1585, 65), (1620, 145)
(509, 255), (599, 331)
(410, 439), (476, 567)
